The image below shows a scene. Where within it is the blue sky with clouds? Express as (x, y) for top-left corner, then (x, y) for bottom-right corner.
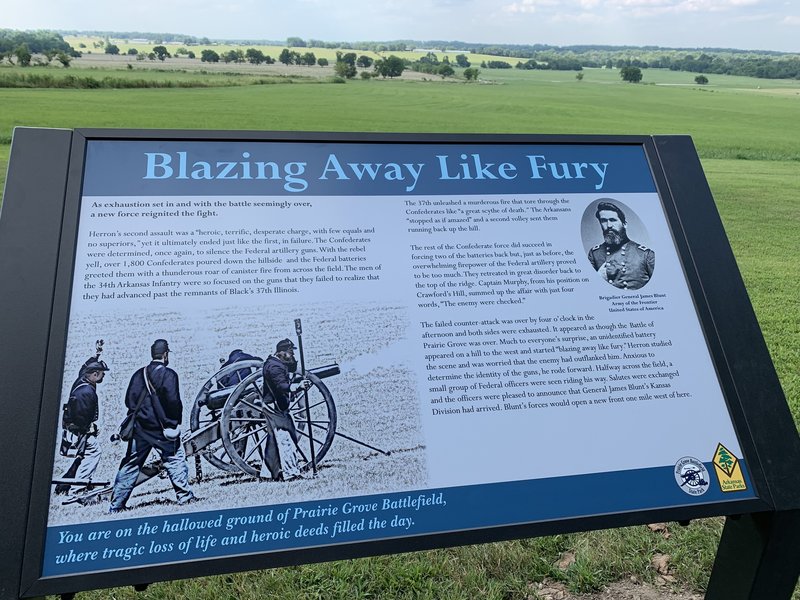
(7, 0), (799, 52)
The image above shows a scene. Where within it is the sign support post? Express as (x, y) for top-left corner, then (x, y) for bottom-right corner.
(707, 510), (800, 599)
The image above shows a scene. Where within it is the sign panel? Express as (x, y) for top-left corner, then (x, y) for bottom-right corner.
(8, 130), (798, 600)
(39, 137), (756, 579)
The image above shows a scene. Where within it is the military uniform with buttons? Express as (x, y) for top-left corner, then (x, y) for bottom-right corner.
(588, 240), (655, 290)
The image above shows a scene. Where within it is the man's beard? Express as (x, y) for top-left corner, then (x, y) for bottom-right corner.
(603, 229), (627, 247)
(276, 351), (298, 372)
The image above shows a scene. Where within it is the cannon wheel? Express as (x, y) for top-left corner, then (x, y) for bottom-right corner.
(220, 371), (337, 478)
(190, 359), (263, 472)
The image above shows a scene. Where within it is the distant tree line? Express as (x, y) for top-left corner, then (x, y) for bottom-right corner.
(643, 54), (800, 79)
(57, 30), (212, 46)
(277, 38), (799, 79)
(515, 56), (583, 71)
(0, 30), (79, 67)
(0, 29), (75, 55)
(5, 30), (799, 80)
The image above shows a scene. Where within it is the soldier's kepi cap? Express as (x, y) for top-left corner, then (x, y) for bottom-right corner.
(276, 338), (296, 352)
(82, 357), (109, 373)
(151, 338), (170, 358)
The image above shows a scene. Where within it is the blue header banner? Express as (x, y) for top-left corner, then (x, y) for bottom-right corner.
(82, 141), (657, 196)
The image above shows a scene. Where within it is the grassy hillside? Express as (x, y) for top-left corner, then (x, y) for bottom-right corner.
(1, 73), (798, 157)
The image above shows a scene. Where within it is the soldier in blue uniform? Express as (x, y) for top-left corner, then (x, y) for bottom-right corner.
(260, 338), (311, 480)
(218, 348), (263, 388)
(55, 354), (109, 496)
(588, 200), (655, 290)
(109, 339), (195, 512)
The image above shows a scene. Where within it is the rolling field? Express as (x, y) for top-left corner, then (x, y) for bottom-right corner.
(0, 73), (798, 158)
(0, 64), (798, 598)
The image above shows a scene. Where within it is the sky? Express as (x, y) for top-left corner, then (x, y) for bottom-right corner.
(5, 0), (799, 53)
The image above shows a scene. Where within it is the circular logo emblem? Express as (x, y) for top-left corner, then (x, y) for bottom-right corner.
(674, 457), (710, 496)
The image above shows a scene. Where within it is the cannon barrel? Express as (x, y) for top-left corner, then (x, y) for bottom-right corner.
(200, 388), (229, 410)
(306, 363), (340, 380)
(198, 362), (339, 411)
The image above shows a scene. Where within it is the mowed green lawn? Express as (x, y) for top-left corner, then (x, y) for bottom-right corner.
(0, 74), (798, 158)
(0, 72), (798, 599)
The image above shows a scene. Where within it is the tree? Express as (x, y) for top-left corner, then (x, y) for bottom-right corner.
(246, 48), (266, 65)
(455, 54), (470, 68)
(104, 43), (120, 55)
(717, 447), (734, 471)
(200, 49), (220, 63)
(56, 52), (72, 68)
(356, 55), (373, 68)
(187, 51), (195, 59)
(695, 74), (709, 84)
(335, 51), (356, 65)
(437, 63), (455, 78)
(152, 45), (170, 61)
(286, 37), (306, 47)
(223, 49), (244, 64)
(317, 57), (329, 67)
(300, 51), (316, 66)
(127, 48), (138, 55)
(13, 44), (32, 66)
(374, 55), (405, 78)
(620, 66), (642, 83)
(463, 67), (479, 81)
(334, 59), (357, 79)
(279, 48), (293, 65)
(419, 52), (439, 65)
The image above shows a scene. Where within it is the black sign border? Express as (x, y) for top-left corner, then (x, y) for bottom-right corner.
(2, 129), (796, 599)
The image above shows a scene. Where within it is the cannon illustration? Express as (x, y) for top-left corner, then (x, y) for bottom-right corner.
(188, 359), (340, 479)
(59, 359), (340, 505)
(58, 320), (388, 506)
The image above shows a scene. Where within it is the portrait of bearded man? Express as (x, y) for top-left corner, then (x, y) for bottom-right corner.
(587, 200), (655, 290)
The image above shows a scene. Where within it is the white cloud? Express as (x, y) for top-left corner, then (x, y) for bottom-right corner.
(503, 0), (566, 13)
(550, 10), (610, 22)
(500, 0), (767, 19)
(3, 0), (799, 52)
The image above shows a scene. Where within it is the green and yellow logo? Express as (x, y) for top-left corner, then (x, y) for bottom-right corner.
(712, 443), (747, 492)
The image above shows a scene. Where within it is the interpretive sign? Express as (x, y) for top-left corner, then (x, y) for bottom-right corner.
(1, 129), (797, 599)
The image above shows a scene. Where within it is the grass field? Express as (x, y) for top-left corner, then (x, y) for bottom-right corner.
(0, 63), (797, 599)
(0, 73), (798, 157)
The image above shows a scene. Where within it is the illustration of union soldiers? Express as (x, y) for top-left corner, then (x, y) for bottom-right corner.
(56, 343), (109, 497)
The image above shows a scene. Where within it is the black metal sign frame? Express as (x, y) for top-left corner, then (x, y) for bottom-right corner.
(0, 128), (797, 599)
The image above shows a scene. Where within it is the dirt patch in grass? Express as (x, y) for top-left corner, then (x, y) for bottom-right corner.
(531, 578), (703, 600)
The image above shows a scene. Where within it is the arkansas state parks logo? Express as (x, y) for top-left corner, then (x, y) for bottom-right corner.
(712, 443), (748, 492)
(674, 456), (710, 496)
